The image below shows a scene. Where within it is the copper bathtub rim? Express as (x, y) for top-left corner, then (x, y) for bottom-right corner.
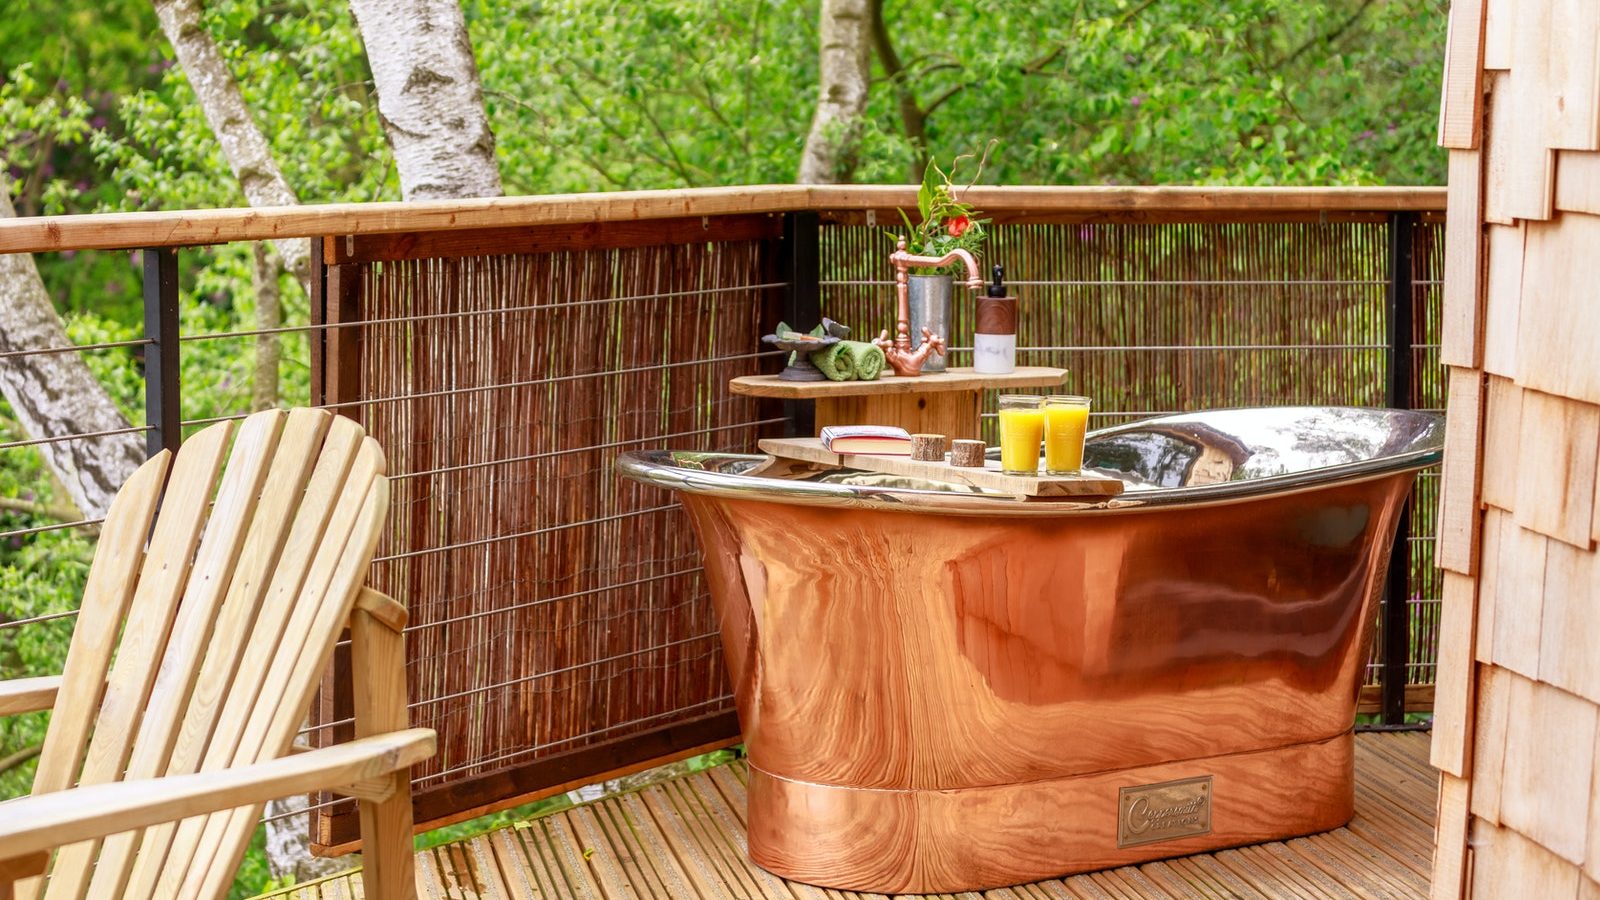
(616, 449), (1440, 518)
(617, 405), (1442, 517)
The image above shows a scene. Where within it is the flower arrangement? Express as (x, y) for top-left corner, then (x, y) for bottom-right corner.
(897, 148), (993, 274)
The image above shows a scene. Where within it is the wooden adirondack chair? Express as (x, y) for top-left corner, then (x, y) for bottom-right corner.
(0, 408), (433, 900)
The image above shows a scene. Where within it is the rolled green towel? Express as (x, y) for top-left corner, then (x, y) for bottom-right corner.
(809, 341), (856, 381)
(845, 340), (885, 381)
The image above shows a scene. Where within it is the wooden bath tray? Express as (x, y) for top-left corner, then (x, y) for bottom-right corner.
(758, 437), (1125, 500)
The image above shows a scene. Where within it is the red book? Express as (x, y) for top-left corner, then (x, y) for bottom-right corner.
(820, 425), (912, 455)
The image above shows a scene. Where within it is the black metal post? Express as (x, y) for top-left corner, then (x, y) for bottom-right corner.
(1381, 212), (1417, 725)
(142, 247), (181, 458)
(778, 211), (821, 437)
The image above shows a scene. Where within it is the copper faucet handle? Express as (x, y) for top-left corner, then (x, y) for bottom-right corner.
(873, 330), (895, 351)
(921, 328), (947, 357)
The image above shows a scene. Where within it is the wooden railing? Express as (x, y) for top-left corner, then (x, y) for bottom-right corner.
(0, 185), (1447, 851)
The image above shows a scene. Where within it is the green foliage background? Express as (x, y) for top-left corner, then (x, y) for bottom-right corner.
(0, 0), (1445, 894)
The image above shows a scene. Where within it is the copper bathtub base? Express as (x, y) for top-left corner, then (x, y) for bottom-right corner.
(747, 731), (1356, 894)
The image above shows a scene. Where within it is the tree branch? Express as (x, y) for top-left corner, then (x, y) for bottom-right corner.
(250, 243), (282, 412)
(571, 63), (708, 186)
(870, 0), (933, 180)
(0, 496), (82, 522)
(153, 0), (310, 287)
(923, 82), (973, 118)
(1021, 46), (1066, 76)
(1275, 0), (1378, 69)
(0, 744), (42, 776)
(553, 70), (702, 184)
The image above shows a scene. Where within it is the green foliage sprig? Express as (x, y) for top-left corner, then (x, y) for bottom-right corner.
(897, 147), (993, 274)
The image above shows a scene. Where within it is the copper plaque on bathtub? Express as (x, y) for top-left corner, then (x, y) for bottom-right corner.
(1117, 776), (1213, 848)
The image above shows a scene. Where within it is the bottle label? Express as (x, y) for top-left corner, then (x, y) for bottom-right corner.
(972, 334), (1016, 374)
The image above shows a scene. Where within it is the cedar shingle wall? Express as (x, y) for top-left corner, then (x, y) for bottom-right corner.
(1432, 0), (1600, 895)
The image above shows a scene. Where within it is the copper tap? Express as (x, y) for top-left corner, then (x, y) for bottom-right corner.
(874, 238), (986, 376)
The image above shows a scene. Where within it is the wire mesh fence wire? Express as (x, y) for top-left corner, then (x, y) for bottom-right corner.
(818, 216), (1446, 695)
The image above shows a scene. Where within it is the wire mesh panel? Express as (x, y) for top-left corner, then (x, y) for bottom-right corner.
(822, 218), (1397, 421)
(818, 213), (1445, 712)
(1407, 220), (1445, 700)
(307, 222), (783, 844)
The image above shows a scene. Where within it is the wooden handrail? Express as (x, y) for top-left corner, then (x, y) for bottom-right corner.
(0, 184), (1446, 254)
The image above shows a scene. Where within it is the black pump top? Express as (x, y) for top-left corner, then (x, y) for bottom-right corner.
(988, 264), (1007, 297)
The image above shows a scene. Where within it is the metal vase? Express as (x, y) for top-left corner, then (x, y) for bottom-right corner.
(907, 274), (952, 373)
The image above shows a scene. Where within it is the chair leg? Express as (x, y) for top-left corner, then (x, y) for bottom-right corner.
(358, 772), (418, 900)
(351, 603), (418, 900)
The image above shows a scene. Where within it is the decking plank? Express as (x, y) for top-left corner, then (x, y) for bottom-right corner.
(537, 816), (613, 899)
(641, 778), (768, 898)
(667, 773), (798, 900)
(612, 793), (704, 899)
(1057, 876), (1119, 900)
(1353, 744), (1439, 821)
(254, 733), (1436, 899)
(1355, 739), (1438, 803)
(1352, 780), (1437, 844)
(1182, 853), (1275, 899)
(1286, 834), (1408, 899)
(1164, 856), (1243, 898)
(1238, 845), (1340, 900)
(1085, 869), (1144, 900)
(563, 801), (664, 900)
(512, 819), (575, 898)
(1211, 848), (1318, 900)
(486, 828), (538, 900)
(1128, 861), (1203, 898)
(413, 847), (448, 899)
(1308, 827), (1431, 896)
(688, 769), (826, 900)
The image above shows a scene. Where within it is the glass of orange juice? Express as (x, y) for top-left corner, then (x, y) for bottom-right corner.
(1044, 395), (1091, 475)
(997, 394), (1045, 475)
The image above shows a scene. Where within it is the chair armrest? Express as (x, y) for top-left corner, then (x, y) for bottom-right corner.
(0, 676), (61, 717)
(0, 727), (434, 862)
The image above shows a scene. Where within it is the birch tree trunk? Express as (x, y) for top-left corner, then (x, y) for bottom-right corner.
(250, 243), (282, 412)
(152, 0), (310, 286)
(347, 0), (503, 200)
(0, 180), (144, 519)
(797, 0), (873, 184)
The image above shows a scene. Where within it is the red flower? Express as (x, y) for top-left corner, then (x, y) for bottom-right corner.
(946, 215), (971, 237)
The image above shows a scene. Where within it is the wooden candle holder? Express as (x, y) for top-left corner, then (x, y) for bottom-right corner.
(950, 439), (987, 468)
(911, 433), (947, 461)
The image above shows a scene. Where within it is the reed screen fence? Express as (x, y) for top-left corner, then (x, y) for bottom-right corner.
(304, 218), (783, 846)
(0, 190), (1447, 855)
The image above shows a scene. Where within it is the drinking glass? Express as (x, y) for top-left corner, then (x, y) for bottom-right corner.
(1044, 395), (1092, 475)
(997, 394), (1045, 475)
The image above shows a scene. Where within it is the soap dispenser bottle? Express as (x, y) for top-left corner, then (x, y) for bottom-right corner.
(973, 265), (1017, 374)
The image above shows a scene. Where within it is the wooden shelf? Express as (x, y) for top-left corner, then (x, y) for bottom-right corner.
(729, 366), (1067, 400)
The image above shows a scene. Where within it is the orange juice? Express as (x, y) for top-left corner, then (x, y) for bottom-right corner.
(1044, 396), (1091, 474)
(997, 406), (1045, 474)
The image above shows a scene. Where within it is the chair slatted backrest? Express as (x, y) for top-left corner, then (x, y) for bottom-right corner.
(21, 408), (390, 900)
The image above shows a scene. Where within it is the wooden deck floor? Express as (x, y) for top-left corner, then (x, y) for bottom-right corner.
(264, 731), (1438, 899)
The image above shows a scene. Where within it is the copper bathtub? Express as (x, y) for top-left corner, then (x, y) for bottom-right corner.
(617, 406), (1443, 893)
